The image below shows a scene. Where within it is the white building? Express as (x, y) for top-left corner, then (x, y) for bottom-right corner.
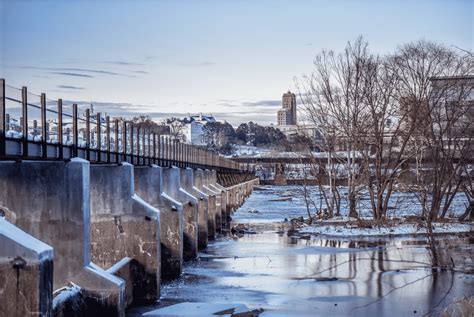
(183, 113), (216, 145)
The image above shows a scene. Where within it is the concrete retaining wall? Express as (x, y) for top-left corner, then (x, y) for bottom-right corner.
(195, 169), (217, 240)
(89, 163), (161, 305)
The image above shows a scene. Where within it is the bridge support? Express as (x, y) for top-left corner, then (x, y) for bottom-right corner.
(162, 166), (198, 261)
(0, 159), (125, 316)
(134, 165), (183, 281)
(192, 169), (212, 247)
(195, 170), (217, 240)
(180, 168), (209, 250)
(89, 163), (161, 306)
(204, 170), (222, 233)
(209, 170), (228, 226)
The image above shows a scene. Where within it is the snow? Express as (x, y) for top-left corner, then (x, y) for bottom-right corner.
(299, 222), (472, 237)
(52, 284), (81, 309)
(143, 302), (250, 316)
(0, 217), (53, 261)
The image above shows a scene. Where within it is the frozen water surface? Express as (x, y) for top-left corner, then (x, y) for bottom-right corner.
(129, 186), (473, 317)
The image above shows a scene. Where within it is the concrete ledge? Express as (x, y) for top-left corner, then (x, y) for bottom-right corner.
(0, 217), (53, 317)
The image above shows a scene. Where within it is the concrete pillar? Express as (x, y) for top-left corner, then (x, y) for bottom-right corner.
(209, 170), (228, 226)
(204, 169), (222, 233)
(0, 216), (53, 317)
(89, 163), (161, 305)
(134, 165), (183, 281)
(194, 169), (217, 240)
(180, 168), (209, 250)
(162, 166), (198, 261)
(0, 159), (125, 315)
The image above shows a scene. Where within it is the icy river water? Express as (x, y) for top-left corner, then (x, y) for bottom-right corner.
(129, 186), (473, 316)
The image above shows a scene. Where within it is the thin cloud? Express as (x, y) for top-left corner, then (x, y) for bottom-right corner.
(131, 70), (150, 74)
(104, 61), (145, 66)
(58, 85), (84, 90)
(178, 61), (215, 67)
(49, 72), (94, 78)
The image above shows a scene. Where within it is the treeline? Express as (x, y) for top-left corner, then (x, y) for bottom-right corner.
(202, 121), (290, 154)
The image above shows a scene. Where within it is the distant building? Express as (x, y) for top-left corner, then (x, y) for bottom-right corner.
(183, 113), (216, 145)
(277, 91), (297, 126)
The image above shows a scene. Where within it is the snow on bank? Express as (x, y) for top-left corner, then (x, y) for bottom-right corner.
(299, 222), (472, 237)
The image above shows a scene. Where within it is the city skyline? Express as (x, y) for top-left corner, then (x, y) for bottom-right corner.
(1, 0), (472, 126)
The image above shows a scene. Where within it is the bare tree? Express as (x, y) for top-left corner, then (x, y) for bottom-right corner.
(298, 37), (374, 219)
(162, 117), (185, 141)
(391, 40), (473, 222)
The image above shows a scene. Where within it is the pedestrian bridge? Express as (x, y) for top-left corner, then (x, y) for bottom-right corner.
(0, 79), (259, 316)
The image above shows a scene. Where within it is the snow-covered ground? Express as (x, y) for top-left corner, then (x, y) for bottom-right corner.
(234, 185), (471, 237)
(299, 222), (472, 237)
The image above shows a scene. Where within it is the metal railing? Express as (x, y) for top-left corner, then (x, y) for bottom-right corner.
(0, 79), (245, 172)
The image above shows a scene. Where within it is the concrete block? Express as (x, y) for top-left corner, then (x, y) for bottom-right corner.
(89, 163), (161, 305)
(0, 159), (125, 315)
(162, 166), (198, 261)
(204, 170), (222, 233)
(134, 165), (183, 281)
(191, 169), (210, 248)
(0, 217), (53, 317)
(197, 170), (217, 239)
(210, 170), (228, 226)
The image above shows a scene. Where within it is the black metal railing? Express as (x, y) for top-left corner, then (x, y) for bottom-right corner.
(0, 78), (246, 172)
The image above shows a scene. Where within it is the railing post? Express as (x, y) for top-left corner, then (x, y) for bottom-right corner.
(130, 123), (134, 165)
(72, 104), (78, 157)
(136, 125), (141, 165)
(21, 86), (28, 157)
(122, 120), (127, 162)
(57, 99), (63, 159)
(152, 133), (157, 165)
(114, 118), (119, 164)
(0, 79), (6, 157)
(40, 93), (47, 158)
(85, 108), (90, 160)
(106, 115), (111, 163)
(96, 112), (101, 162)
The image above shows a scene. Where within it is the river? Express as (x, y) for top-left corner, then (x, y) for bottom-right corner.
(129, 186), (473, 316)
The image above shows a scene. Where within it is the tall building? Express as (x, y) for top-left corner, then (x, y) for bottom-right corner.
(277, 90), (297, 126)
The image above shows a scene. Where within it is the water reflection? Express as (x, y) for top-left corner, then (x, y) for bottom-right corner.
(130, 233), (473, 317)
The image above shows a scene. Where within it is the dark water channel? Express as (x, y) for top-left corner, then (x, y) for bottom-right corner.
(130, 187), (473, 316)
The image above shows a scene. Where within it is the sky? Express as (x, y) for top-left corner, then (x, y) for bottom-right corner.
(1, 0), (472, 126)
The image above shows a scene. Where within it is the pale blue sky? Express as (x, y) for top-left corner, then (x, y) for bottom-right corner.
(1, 0), (472, 125)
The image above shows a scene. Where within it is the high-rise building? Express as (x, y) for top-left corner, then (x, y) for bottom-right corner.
(277, 90), (297, 126)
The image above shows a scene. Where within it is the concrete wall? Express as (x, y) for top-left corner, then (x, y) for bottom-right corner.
(134, 165), (183, 281)
(0, 216), (53, 317)
(0, 159), (125, 315)
(89, 163), (161, 305)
